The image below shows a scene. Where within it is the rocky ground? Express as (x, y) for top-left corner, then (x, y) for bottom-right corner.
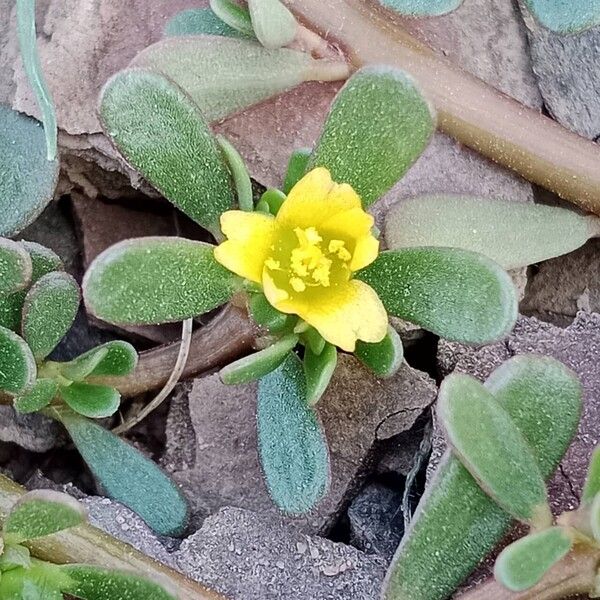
(1, 0), (599, 598)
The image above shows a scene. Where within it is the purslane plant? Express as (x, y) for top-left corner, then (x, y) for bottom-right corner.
(0, 238), (188, 537)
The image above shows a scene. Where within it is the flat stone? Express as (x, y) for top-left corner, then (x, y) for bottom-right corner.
(518, 4), (600, 140)
(162, 355), (436, 534)
(0, 408), (61, 453)
(175, 506), (386, 600)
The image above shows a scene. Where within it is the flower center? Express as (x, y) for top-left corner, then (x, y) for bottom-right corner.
(265, 226), (352, 296)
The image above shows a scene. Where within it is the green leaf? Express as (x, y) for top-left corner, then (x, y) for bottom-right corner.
(0, 326), (36, 395)
(524, 0), (600, 34)
(380, 0), (463, 16)
(65, 340), (138, 380)
(60, 565), (176, 600)
(4, 490), (86, 542)
(385, 196), (595, 270)
(100, 70), (235, 236)
(494, 527), (573, 592)
(249, 292), (292, 333)
(257, 353), (330, 513)
(590, 492), (600, 542)
(0, 105), (58, 237)
(0, 543), (31, 570)
(302, 326), (326, 356)
(260, 188), (286, 215)
(355, 325), (403, 378)
(0, 238), (32, 294)
(309, 67), (435, 207)
(283, 148), (311, 194)
(16, 0), (57, 160)
(22, 271), (80, 359)
(438, 373), (551, 528)
(247, 0), (297, 49)
(383, 355), (582, 600)
(164, 8), (250, 38)
(131, 37), (348, 123)
(58, 410), (189, 536)
(220, 334), (298, 384)
(583, 447), (600, 504)
(83, 238), (239, 325)
(358, 248), (517, 345)
(209, 0), (255, 36)
(60, 382), (120, 419)
(217, 135), (253, 212)
(0, 563), (69, 600)
(14, 378), (57, 413)
(304, 343), (337, 406)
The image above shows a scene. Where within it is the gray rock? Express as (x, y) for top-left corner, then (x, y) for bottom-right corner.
(163, 355), (436, 534)
(0, 407), (60, 453)
(519, 3), (600, 140)
(347, 483), (404, 561)
(175, 506), (386, 600)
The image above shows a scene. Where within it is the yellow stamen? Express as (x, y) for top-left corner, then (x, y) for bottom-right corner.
(290, 277), (306, 292)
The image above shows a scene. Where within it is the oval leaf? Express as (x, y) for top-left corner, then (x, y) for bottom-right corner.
(524, 0), (600, 33)
(0, 325), (36, 395)
(309, 66), (435, 207)
(66, 340), (138, 380)
(209, 0), (255, 35)
(131, 37), (348, 124)
(304, 343), (337, 406)
(59, 348), (110, 381)
(217, 135), (253, 212)
(494, 527), (573, 592)
(583, 447), (600, 504)
(249, 292), (291, 333)
(247, 0), (297, 49)
(83, 237), (239, 325)
(4, 490), (86, 543)
(60, 383), (120, 419)
(0, 105), (58, 237)
(257, 353), (330, 513)
(220, 334), (298, 385)
(60, 565), (177, 600)
(164, 8), (250, 38)
(385, 196), (594, 270)
(14, 378), (58, 414)
(439, 373), (551, 527)
(0, 563), (68, 600)
(283, 148), (311, 194)
(100, 69), (235, 236)
(58, 410), (189, 536)
(0, 238), (32, 294)
(355, 325), (404, 378)
(22, 271), (80, 359)
(358, 247), (517, 345)
(380, 0), (463, 16)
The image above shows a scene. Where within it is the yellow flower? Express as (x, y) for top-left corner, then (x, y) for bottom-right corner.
(213, 168), (388, 352)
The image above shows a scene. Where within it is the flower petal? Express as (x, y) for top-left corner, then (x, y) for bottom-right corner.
(321, 206), (374, 241)
(350, 235), (380, 271)
(214, 211), (278, 282)
(299, 280), (387, 352)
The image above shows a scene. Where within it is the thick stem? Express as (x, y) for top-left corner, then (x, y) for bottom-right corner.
(285, 0), (600, 215)
(458, 547), (600, 600)
(0, 474), (226, 600)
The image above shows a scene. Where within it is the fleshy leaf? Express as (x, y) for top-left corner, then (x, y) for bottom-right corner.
(164, 8), (250, 38)
(0, 326), (36, 395)
(21, 271), (80, 359)
(302, 326), (326, 356)
(358, 247), (517, 345)
(247, 0), (297, 49)
(100, 69), (235, 236)
(14, 378), (58, 413)
(131, 37), (348, 123)
(0, 105), (58, 237)
(260, 188), (286, 215)
(439, 373), (551, 528)
(304, 343), (337, 406)
(583, 447), (600, 504)
(283, 148), (311, 194)
(209, 0), (255, 36)
(355, 325), (403, 378)
(59, 348), (109, 381)
(217, 135), (253, 212)
(494, 527), (573, 592)
(60, 565), (177, 600)
(220, 334), (298, 384)
(4, 490), (86, 542)
(309, 66), (435, 207)
(60, 382), (120, 419)
(380, 0), (463, 16)
(249, 292), (292, 333)
(0, 544), (31, 570)
(591, 493), (600, 542)
(64, 340), (138, 380)
(257, 353), (330, 513)
(524, 0), (600, 34)
(0, 238), (32, 294)
(0, 563), (69, 600)
(58, 410), (189, 536)
(83, 237), (239, 325)
(385, 196), (595, 270)
(383, 355), (582, 600)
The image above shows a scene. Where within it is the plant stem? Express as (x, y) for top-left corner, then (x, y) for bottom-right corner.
(458, 547), (600, 600)
(285, 0), (600, 215)
(0, 474), (226, 600)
